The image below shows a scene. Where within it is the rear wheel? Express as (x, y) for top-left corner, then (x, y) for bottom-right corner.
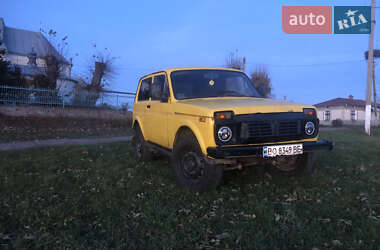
(172, 131), (223, 192)
(270, 152), (316, 176)
(132, 125), (152, 161)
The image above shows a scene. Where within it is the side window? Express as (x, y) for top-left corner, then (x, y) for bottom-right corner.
(138, 77), (152, 101)
(151, 74), (167, 101)
(324, 110), (331, 121)
(351, 110), (357, 121)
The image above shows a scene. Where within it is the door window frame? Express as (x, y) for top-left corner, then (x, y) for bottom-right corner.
(137, 77), (152, 102)
(152, 73), (170, 102)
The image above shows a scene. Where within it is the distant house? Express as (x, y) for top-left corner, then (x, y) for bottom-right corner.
(315, 95), (380, 126)
(0, 17), (76, 101)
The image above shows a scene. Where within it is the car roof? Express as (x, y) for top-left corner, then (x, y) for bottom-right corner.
(140, 67), (243, 79)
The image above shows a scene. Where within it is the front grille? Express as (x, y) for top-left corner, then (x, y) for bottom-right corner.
(242, 119), (302, 143)
(279, 121), (299, 136)
(247, 121), (272, 137)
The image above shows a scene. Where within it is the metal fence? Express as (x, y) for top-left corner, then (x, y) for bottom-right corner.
(0, 85), (135, 110)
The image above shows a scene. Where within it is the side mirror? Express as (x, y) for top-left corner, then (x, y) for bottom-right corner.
(257, 86), (266, 97)
(160, 92), (169, 102)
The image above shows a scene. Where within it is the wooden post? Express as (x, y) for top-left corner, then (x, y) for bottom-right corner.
(365, 0), (376, 135)
(373, 61), (377, 116)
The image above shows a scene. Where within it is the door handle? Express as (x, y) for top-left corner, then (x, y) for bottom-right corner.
(146, 105), (151, 109)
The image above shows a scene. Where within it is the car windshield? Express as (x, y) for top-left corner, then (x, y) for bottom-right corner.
(170, 70), (262, 100)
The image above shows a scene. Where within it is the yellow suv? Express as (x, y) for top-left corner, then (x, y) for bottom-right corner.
(132, 67), (333, 192)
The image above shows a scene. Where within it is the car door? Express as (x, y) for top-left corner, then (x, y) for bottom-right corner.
(148, 73), (169, 148)
(134, 77), (152, 140)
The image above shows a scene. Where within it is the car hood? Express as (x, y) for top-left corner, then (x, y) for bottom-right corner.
(174, 97), (314, 117)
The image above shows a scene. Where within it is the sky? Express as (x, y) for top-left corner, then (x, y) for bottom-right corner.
(1, 0), (379, 105)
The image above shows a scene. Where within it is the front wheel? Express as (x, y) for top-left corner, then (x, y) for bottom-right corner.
(172, 131), (223, 192)
(270, 152), (316, 176)
(132, 125), (152, 161)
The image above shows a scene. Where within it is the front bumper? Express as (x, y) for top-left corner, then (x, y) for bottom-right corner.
(207, 140), (333, 159)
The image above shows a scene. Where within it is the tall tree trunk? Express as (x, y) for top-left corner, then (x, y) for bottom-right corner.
(88, 61), (106, 106)
(90, 62), (106, 91)
(45, 55), (59, 89)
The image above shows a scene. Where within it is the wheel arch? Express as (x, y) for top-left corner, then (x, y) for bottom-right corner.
(172, 124), (208, 156)
(132, 117), (147, 140)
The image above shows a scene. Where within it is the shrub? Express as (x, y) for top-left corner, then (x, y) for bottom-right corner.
(332, 119), (343, 127)
(120, 103), (129, 112)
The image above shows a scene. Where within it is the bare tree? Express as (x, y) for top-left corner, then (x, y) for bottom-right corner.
(33, 28), (69, 89)
(44, 55), (60, 88)
(249, 67), (272, 98)
(87, 47), (117, 93)
(225, 50), (244, 70)
(0, 41), (11, 82)
(41, 28), (69, 58)
(0, 41), (25, 86)
(70, 47), (117, 106)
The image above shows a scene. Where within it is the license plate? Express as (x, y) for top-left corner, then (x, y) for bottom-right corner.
(263, 144), (303, 158)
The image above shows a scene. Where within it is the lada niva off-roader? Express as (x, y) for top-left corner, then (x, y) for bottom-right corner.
(132, 67), (333, 192)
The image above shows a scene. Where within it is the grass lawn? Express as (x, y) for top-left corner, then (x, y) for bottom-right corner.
(0, 128), (379, 249)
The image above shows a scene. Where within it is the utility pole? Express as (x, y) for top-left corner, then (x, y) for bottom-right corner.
(242, 57), (246, 73)
(373, 61), (377, 116)
(365, 0), (376, 135)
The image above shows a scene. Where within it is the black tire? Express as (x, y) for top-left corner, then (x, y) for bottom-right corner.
(132, 125), (152, 161)
(172, 131), (223, 192)
(270, 152), (316, 176)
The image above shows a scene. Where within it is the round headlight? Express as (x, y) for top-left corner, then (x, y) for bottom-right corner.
(218, 126), (232, 142)
(305, 121), (315, 136)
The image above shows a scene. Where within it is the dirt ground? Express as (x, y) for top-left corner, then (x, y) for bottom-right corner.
(0, 114), (132, 142)
(0, 136), (132, 151)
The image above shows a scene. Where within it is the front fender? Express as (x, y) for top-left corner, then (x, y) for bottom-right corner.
(171, 117), (216, 156)
(132, 115), (148, 140)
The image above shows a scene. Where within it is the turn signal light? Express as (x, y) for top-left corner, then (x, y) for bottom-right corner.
(303, 108), (316, 116)
(214, 111), (234, 120)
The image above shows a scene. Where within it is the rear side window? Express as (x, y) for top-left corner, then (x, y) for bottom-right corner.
(151, 75), (166, 100)
(138, 77), (152, 101)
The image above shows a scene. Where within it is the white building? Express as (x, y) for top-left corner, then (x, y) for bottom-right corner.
(0, 17), (77, 102)
(0, 18), (72, 77)
(315, 95), (380, 126)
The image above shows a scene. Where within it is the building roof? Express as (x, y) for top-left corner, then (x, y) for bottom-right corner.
(3, 26), (67, 63)
(315, 96), (379, 108)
